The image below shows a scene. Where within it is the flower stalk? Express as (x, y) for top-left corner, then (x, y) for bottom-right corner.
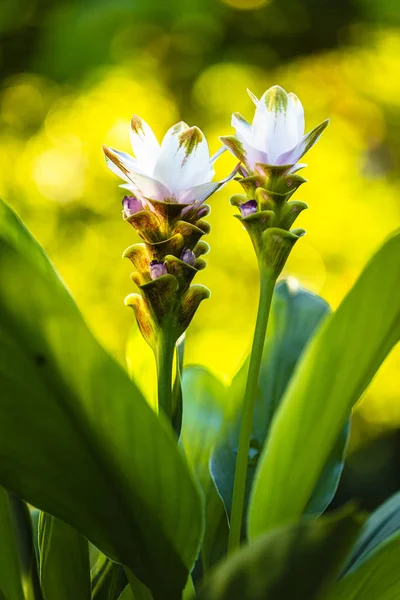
(228, 267), (276, 553)
(222, 85), (329, 552)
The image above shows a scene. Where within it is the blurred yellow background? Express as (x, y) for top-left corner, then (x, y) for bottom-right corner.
(0, 0), (399, 450)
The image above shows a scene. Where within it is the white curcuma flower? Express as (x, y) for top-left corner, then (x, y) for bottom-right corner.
(103, 117), (237, 206)
(220, 85), (329, 171)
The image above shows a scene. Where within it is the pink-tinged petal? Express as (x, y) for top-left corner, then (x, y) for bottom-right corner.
(154, 124), (210, 193)
(288, 92), (305, 139)
(232, 112), (252, 144)
(276, 119), (329, 165)
(127, 171), (172, 201)
(251, 86), (300, 162)
(177, 164), (240, 204)
(130, 115), (161, 175)
(247, 88), (259, 106)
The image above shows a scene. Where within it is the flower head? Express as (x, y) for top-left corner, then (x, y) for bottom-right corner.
(221, 85), (329, 171)
(104, 117), (237, 205)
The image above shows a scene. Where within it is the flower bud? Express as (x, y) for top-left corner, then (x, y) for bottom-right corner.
(239, 200), (257, 218)
(180, 248), (196, 266)
(122, 195), (143, 218)
(150, 260), (167, 280)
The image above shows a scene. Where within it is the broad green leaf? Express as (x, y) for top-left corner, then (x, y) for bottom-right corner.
(196, 508), (362, 600)
(0, 488), (26, 600)
(181, 367), (229, 569)
(343, 491), (400, 574)
(0, 199), (203, 600)
(38, 513), (90, 600)
(249, 232), (400, 539)
(330, 531), (400, 600)
(211, 280), (339, 530)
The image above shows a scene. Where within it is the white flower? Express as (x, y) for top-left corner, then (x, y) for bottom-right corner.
(104, 118), (236, 205)
(221, 85), (329, 170)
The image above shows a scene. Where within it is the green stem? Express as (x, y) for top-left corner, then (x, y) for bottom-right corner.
(228, 268), (276, 554)
(156, 336), (175, 420)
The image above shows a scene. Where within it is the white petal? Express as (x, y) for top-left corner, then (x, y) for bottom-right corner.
(232, 112), (252, 144)
(209, 146), (226, 164)
(276, 119), (329, 165)
(220, 135), (269, 170)
(127, 171), (172, 201)
(251, 86), (301, 163)
(129, 115), (161, 175)
(289, 163), (307, 174)
(103, 145), (140, 183)
(154, 124), (211, 193)
(247, 88), (259, 106)
(177, 164), (239, 204)
(288, 92), (305, 139)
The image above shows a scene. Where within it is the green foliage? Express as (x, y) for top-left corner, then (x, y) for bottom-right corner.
(0, 199), (203, 600)
(181, 367), (229, 570)
(0, 488), (41, 600)
(38, 513), (90, 600)
(249, 232), (400, 539)
(330, 531), (400, 600)
(343, 491), (400, 573)
(196, 508), (362, 600)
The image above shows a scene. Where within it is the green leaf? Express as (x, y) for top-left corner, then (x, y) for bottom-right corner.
(305, 419), (350, 516)
(196, 508), (362, 600)
(0, 488), (42, 600)
(181, 367), (229, 570)
(0, 199), (203, 600)
(249, 232), (400, 539)
(38, 513), (90, 600)
(343, 491), (400, 574)
(330, 531), (400, 600)
(211, 280), (336, 530)
(0, 488), (27, 600)
(92, 556), (127, 600)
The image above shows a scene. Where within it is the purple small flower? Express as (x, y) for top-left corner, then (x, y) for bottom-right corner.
(149, 260), (168, 280)
(239, 199), (258, 218)
(181, 248), (196, 266)
(122, 195), (143, 218)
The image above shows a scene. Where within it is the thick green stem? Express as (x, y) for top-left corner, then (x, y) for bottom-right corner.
(156, 336), (175, 420)
(228, 268), (276, 554)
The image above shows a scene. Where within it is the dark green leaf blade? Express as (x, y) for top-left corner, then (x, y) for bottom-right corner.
(343, 491), (400, 574)
(196, 508), (362, 600)
(0, 199), (203, 599)
(330, 531), (400, 600)
(0, 487), (26, 600)
(249, 232), (400, 539)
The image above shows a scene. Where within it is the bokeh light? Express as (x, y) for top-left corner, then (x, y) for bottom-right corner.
(0, 0), (399, 455)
